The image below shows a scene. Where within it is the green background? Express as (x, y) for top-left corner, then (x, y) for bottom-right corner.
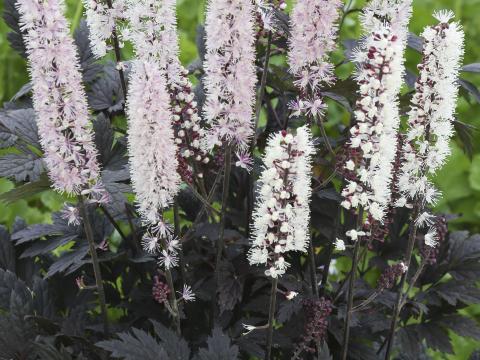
(0, 0), (479, 358)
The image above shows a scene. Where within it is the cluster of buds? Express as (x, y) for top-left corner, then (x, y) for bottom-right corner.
(363, 134), (405, 243)
(376, 262), (407, 290)
(249, 127), (314, 278)
(168, 67), (210, 184)
(298, 297), (333, 354)
(152, 275), (171, 304)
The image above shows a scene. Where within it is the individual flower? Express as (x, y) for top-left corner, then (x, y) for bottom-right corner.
(141, 233), (160, 254)
(126, 60), (180, 231)
(396, 11), (464, 212)
(61, 205), (81, 226)
(334, 238), (346, 251)
(235, 150), (254, 172)
(346, 229), (366, 242)
(202, 0), (257, 150)
(424, 228), (439, 248)
(76, 276), (87, 290)
(288, 0), (342, 94)
(341, 0), (412, 222)
(285, 291), (299, 300)
(178, 285), (196, 302)
(97, 239), (109, 251)
(421, 215), (448, 264)
(242, 324), (258, 336)
(17, 0), (104, 200)
(249, 127), (314, 278)
(83, 0), (126, 58)
(123, 0), (208, 183)
(158, 248), (179, 269)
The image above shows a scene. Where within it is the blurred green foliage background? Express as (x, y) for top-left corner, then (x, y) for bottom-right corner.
(1, 0), (479, 358)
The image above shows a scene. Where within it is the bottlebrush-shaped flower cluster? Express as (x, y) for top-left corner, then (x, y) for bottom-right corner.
(296, 298), (333, 355)
(288, 0), (342, 118)
(397, 11), (464, 209)
(83, 0), (126, 58)
(123, 0), (208, 183)
(122, 0), (178, 68)
(249, 126), (314, 278)
(17, 0), (105, 201)
(126, 61), (180, 230)
(341, 1), (411, 222)
(202, 0), (257, 150)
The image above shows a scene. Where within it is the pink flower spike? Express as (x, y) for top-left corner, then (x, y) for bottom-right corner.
(123, 0), (208, 183)
(202, 0), (257, 150)
(126, 61), (180, 226)
(288, 0), (342, 92)
(17, 0), (104, 199)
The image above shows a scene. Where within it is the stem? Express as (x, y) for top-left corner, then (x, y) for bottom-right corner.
(400, 260), (426, 308)
(164, 265), (181, 335)
(352, 291), (382, 312)
(252, 32), (273, 152)
(309, 240), (320, 298)
(384, 204), (420, 360)
(182, 171), (222, 243)
(174, 200), (187, 286)
(317, 115), (335, 157)
(308, 239), (323, 360)
(100, 205), (127, 243)
(319, 204), (341, 296)
(339, 0), (355, 30)
(188, 183), (221, 216)
(341, 239), (360, 359)
(105, 0), (127, 99)
(78, 196), (109, 335)
(248, 31), (273, 236)
(215, 146), (232, 286)
(265, 277), (278, 360)
(313, 170), (338, 192)
(125, 203), (139, 245)
(341, 208), (364, 360)
(333, 247), (368, 304)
